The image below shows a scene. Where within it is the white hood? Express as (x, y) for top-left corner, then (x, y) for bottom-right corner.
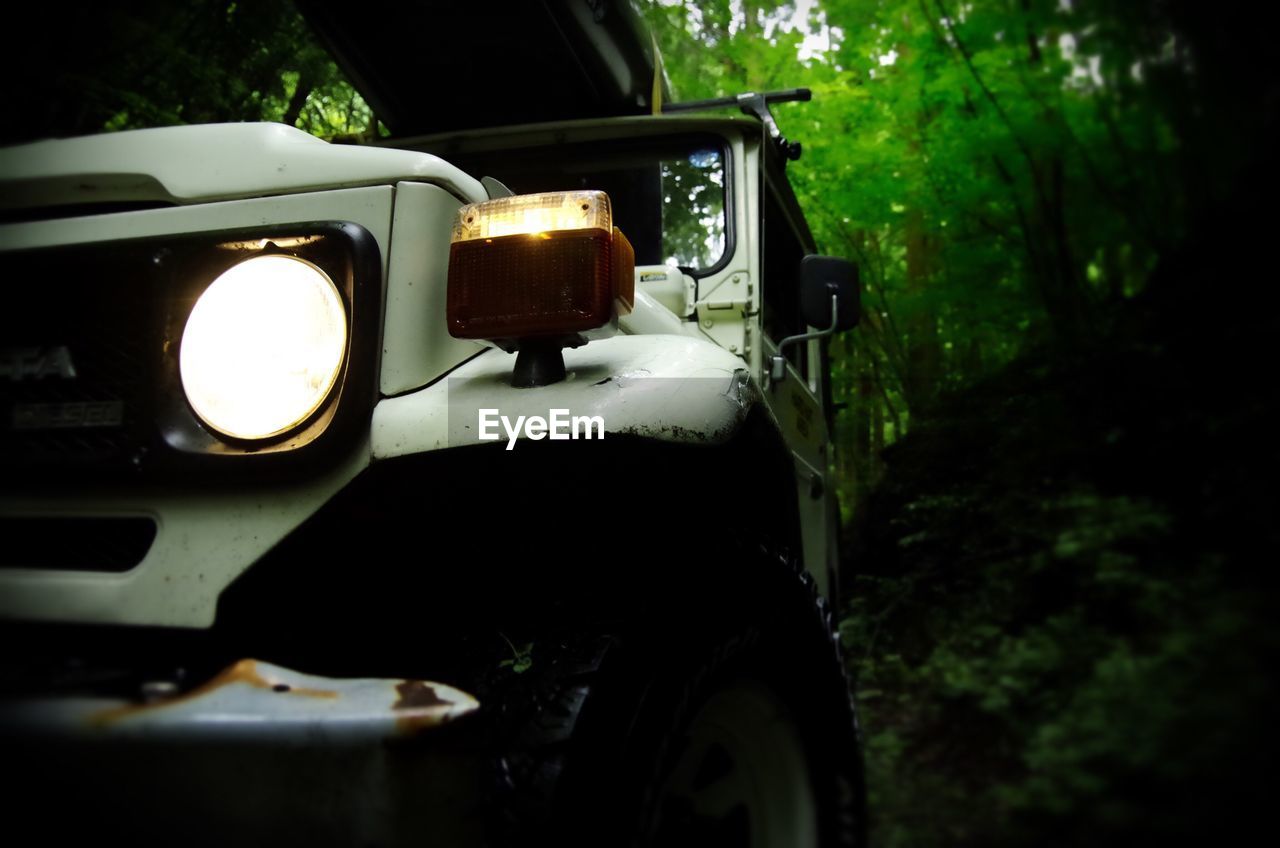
(0, 122), (486, 212)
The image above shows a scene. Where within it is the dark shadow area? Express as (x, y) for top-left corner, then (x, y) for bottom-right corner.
(841, 2), (1280, 842)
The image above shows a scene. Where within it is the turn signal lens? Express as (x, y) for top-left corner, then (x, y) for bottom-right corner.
(447, 190), (634, 340)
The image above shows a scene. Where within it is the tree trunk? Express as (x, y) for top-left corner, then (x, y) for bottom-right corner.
(282, 73), (314, 128)
(1042, 156), (1088, 343)
(870, 392), (884, 485)
(962, 335), (983, 383)
(904, 208), (941, 411)
(852, 351), (873, 506)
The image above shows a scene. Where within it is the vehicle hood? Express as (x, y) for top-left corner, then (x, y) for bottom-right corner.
(0, 122), (486, 214)
(298, 0), (669, 136)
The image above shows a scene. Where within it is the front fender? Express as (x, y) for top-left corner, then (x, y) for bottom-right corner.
(371, 335), (760, 459)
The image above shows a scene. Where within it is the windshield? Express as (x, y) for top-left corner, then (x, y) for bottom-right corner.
(443, 136), (729, 273)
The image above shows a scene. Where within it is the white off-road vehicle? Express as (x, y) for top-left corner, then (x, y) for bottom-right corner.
(0, 4), (864, 846)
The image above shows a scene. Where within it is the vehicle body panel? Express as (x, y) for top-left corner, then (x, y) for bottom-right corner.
(0, 439), (369, 627)
(0, 122), (485, 213)
(371, 334), (757, 459)
(380, 181), (484, 396)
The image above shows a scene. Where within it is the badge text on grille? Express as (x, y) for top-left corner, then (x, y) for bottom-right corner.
(11, 401), (124, 430)
(0, 346), (79, 381)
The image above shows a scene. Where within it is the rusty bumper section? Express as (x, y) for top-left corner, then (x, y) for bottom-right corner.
(14, 658), (482, 739)
(0, 659), (486, 847)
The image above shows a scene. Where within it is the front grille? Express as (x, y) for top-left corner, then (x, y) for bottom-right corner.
(1, 242), (158, 471)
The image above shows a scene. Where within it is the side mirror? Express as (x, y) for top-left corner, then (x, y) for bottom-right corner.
(800, 255), (860, 331)
(771, 255), (860, 384)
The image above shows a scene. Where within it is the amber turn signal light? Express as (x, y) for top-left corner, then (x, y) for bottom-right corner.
(447, 190), (634, 342)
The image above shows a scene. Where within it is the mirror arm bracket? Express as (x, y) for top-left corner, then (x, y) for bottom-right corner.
(770, 293), (839, 385)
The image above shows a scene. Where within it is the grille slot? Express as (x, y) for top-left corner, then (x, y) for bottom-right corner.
(0, 516), (157, 573)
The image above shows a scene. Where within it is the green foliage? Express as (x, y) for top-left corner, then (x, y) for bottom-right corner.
(838, 372), (1273, 845)
(6, 0), (381, 144)
(499, 633), (534, 675)
(642, 0), (1193, 510)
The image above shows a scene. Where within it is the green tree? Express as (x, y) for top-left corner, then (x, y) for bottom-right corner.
(643, 0), (1189, 513)
(4, 0), (381, 144)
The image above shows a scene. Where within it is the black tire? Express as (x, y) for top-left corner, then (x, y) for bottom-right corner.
(487, 545), (866, 847)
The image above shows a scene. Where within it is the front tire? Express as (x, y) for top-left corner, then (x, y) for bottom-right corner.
(641, 648), (834, 847)
(490, 547), (865, 847)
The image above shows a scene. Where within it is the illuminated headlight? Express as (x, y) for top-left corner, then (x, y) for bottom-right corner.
(179, 254), (347, 441)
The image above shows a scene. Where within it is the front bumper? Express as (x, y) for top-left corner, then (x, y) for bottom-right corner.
(1, 659), (485, 846)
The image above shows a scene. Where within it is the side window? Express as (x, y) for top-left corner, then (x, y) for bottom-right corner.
(761, 188), (808, 374)
(661, 147), (726, 269)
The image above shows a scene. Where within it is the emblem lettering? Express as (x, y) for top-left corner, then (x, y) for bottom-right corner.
(0, 346), (79, 381)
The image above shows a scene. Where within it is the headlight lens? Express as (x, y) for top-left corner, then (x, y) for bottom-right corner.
(180, 254), (347, 440)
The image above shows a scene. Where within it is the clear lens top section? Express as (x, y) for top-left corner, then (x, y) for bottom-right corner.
(451, 191), (612, 244)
